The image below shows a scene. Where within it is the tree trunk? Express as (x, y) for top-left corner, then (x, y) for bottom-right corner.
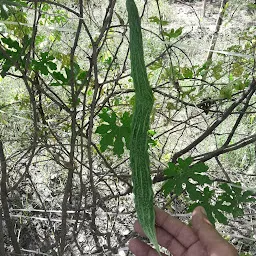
(0, 141), (21, 255)
(0, 208), (5, 255)
(202, 0), (207, 17)
(202, 0), (229, 81)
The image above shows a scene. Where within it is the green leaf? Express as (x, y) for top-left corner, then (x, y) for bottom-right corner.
(52, 71), (66, 83)
(0, 0), (25, 20)
(120, 111), (132, 126)
(181, 66), (193, 78)
(219, 183), (233, 194)
(1, 37), (21, 51)
(0, 5), (9, 19)
(96, 109), (132, 157)
(149, 59), (163, 70)
(162, 179), (176, 196)
(47, 62), (57, 71)
(99, 109), (116, 124)
(100, 133), (114, 152)
(113, 133), (125, 156)
(247, 3), (256, 10)
(190, 162), (209, 173)
(220, 86), (233, 99)
(174, 179), (184, 196)
(233, 208), (244, 218)
(166, 102), (176, 110)
(164, 162), (178, 177)
(233, 79), (246, 91)
(204, 209), (216, 225)
(212, 63), (222, 80)
(95, 124), (111, 134)
(186, 183), (202, 201)
(213, 209), (228, 224)
(77, 70), (87, 81)
(31, 52), (58, 76)
(41, 65), (49, 75)
(162, 158), (212, 198)
(149, 16), (169, 26)
(216, 203), (232, 213)
(147, 130), (157, 147)
(178, 157), (193, 169)
(232, 63), (244, 77)
(217, 182), (255, 219)
(163, 27), (183, 39)
(121, 126), (131, 149)
(192, 174), (212, 185)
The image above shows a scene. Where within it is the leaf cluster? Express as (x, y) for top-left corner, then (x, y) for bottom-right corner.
(96, 108), (158, 157)
(95, 108), (132, 157)
(0, 35), (30, 77)
(162, 157), (255, 224)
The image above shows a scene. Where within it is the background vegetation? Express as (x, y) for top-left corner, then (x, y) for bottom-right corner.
(0, 0), (255, 255)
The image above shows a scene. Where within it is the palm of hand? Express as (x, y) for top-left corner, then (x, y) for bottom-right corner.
(130, 212), (207, 256)
(129, 207), (238, 256)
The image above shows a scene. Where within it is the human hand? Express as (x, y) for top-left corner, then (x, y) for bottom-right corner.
(129, 206), (238, 256)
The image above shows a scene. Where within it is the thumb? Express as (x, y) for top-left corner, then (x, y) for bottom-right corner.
(192, 206), (238, 256)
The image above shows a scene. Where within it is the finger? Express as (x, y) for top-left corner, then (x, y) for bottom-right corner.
(134, 220), (186, 255)
(133, 207), (200, 253)
(192, 206), (238, 256)
(129, 238), (168, 256)
(134, 218), (206, 256)
(154, 207), (199, 248)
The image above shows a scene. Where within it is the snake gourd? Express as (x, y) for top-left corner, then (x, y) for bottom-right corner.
(126, 0), (160, 254)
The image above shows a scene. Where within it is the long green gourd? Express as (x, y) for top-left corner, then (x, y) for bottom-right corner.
(126, 0), (161, 255)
